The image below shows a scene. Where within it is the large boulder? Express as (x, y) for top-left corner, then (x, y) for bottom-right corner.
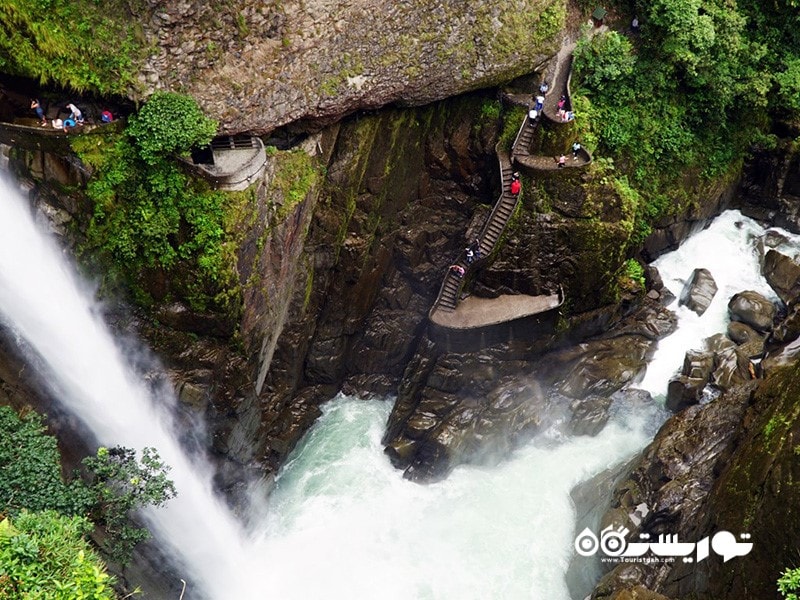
(665, 350), (715, 412)
(679, 268), (717, 316)
(762, 249), (800, 306)
(727, 290), (776, 332)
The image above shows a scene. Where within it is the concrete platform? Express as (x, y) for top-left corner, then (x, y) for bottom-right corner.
(430, 292), (562, 329)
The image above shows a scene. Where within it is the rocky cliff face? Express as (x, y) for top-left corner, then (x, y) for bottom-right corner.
(137, 0), (566, 134)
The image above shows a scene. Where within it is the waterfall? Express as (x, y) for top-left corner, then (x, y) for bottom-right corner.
(4, 161), (799, 600)
(0, 176), (260, 599)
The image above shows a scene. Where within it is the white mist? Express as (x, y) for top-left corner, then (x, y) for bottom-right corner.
(0, 176), (258, 599)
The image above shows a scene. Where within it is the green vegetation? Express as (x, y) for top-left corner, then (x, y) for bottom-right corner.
(572, 0), (800, 243)
(0, 0), (147, 94)
(499, 106), (527, 151)
(75, 92), (238, 312)
(0, 405), (176, 574)
(0, 511), (115, 599)
(779, 567), (800, 600)
(623, 258), (645, 288)
(83, 446), (176, 566)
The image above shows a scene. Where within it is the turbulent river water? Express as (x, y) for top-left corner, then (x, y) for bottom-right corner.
(0, 171), (797, 599)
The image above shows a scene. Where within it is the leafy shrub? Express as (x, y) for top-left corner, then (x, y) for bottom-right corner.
(779, 567), (800, 600)
(0, 406), (92, 517)
(0, 511), (116, 599)
(127, 92), (218, 165)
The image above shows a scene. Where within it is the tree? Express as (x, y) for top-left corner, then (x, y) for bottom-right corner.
(83, 446), (177, 566)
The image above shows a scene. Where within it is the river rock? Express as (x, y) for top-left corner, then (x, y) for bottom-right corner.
(569, 394), (612, 436)
(557, 336), (653, 400)
(711, 345), (753, 390)
(727, 290), (776, 332)
(769, 301), (800, 347)
(762, 249), (800, 306)
(726, 320), (762, 345)
(679, 268), (717, 316)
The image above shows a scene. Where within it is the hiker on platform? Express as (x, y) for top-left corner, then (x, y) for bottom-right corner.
(557, 155), (566, 168)
(572, 141), (582, 159)
(66, 103), (83, 124)
(31, 99), (46, 125)
(558, 96), (566, 110)
(539, 81), (549, 95)
(534, 95), (545, 112)
(529, 108), (539, 124)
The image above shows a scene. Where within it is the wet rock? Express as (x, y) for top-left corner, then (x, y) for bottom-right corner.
(665, 348), (714, 413)
(727, 290), (776, 332)
(769, 301), (800, 347)
(666, 376), (706, 412)
(666, 350), (714, 413)
(678, 268), (717, 316)
(726, 320), (762, 345)
(762, 249), (800, 306)
(569, 394), (612, 436)
(644, 266), (676, 306)
(711, 345), (753, 390)
(590, 383), (756, 599)
(154, 301), (234, 337)
(557, 336), (653, 400)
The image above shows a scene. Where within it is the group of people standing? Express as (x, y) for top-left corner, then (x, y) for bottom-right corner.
(30, 98), (112, 132)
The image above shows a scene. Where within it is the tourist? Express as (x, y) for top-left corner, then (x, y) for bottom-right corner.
(62, 118), (76, 132)
(562, 110), (575, 122)
(66, 103), (84, 124)
(465, 247), (475, 265)
(468, 239), (481, 261)
(558, 96), (566, 110)
(450, 264), (466, 278)
(100, 110), (114, 123)
(539, 81), (549, 95)
(529, 108), (539, 124)
(512, 171), (520, 181)
(51, 118), (63, 130)
(572, 141), (582, 159)
(534, 95), (545, 112)
(510, 178), (521, 195)
(631, 16), (640, 34)
(30, 99), (46, 125)
(557, 155), (566, 168)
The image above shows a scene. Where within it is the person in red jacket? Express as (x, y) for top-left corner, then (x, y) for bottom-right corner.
(510, 178), (521, 195)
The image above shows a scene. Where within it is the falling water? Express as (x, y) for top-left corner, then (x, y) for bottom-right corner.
(0, 176), (256, 599)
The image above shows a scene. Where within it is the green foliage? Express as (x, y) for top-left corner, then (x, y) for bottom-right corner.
(271, 148), (323, 218)
(499, 106), (527, 151)
(127, 92), (218, 165)
(0, 405), (177, 568)
(0, 406), (92, 517)
(0, 0), (145, 95)
(0, 511), (116, 599)
(779, 567), (800, 600)
(572, 32), (635, 93)
(77, 94), (236, 312)
(623, 258), (646, 287)
(83, 447), (176, 566)
(776, 59), (800, 114)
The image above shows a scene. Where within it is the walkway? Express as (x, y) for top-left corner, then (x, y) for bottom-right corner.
(428, 29), (589, 331)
